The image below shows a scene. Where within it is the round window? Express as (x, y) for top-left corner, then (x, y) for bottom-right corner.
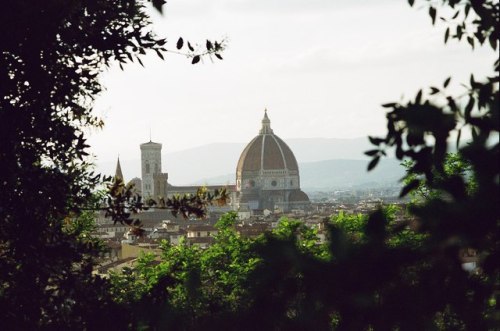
(271, 180), (277, 187)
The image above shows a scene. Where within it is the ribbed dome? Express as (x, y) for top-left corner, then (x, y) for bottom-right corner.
(237, 110), (299, 173)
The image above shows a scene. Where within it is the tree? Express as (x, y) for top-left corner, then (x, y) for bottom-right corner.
(365, 0), (499, 328)
(109, 212), (261, 329)
(401, 153), (478, 203)
(234, 1), (499, 329)
(0, 1), (223, 329)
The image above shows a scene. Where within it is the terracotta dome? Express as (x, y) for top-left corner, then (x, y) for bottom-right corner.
(236, 110), (298, 173)
(235, 110), (310, 212)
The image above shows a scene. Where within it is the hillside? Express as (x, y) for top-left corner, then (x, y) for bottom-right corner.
(191, 158), (405, 190)
(96, 137), (379, 186)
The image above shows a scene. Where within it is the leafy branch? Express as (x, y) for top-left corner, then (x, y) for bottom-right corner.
(101, 178), (230, 236)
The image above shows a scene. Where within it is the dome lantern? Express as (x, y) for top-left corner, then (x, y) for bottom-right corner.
(259, 109), (273, 135)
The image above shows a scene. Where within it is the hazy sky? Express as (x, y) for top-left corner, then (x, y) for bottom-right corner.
(87, 0), (496, 167)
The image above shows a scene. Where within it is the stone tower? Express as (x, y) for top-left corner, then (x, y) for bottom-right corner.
(140, 140), (162, 197)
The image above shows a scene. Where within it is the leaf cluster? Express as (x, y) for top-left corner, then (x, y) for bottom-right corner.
(103, 178), (230, 237)
(0, 1), (175, 328)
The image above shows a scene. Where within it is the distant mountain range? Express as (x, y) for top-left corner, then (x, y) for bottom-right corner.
(96, 137), (405, 189)
(190, 158), (405, 190)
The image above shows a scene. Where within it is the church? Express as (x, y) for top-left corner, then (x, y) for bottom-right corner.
(120, 110), (310, 214)
(235, 110), (310, 212)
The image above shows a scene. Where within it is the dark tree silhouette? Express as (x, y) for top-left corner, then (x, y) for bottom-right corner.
(0, 1), (223, 329)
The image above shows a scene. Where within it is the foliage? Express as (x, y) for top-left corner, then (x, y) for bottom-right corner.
(401, 153), (478, 203)
(104, 178), (230, 236)
(332, 206), (426, 250)
(109, 212), (259, 329)
(365, 0), (499, 329)
(0, 1), (224, 329)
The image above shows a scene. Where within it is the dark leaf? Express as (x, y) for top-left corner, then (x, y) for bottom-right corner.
(367, 156), (380, 171)
(444, 27), (450, 43)
(137, 57), (144, 67)
(464, 4), (470, 17)
(188, 42), (194, 52)
(467, 36), (474, 48)
(443, 77), (451, 88)
(429, 7), (437, 25)
(464, 96), (475, 119)
(472, 127), (478, 140)
(415, 89), (422, 104)
(206, 40), (213, 50)
(369, 136), (384, 146)
(155, 49), (164, 60)
(152, 0), (166, 13)
(215, 53), (223, 60)
(488, 33), (497, 50)
(177, 37), (184, 50)
(470, 74), (477, 88)
(365, 149), (379, 156)
(191, 55), (200, 64)
(400, 179), (420, 197)
(457, 25), (464, 40)
(382, 102), (397, 108)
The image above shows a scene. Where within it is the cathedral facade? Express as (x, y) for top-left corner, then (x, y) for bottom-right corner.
(236, 110), (310, 212)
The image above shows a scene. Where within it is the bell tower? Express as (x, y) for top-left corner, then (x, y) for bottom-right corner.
(140, 140), (162, 198)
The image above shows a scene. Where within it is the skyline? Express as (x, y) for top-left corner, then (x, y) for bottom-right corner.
(87, 0), (497, 169)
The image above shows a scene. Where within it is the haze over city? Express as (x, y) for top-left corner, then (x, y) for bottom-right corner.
(88, 0), (496, 177)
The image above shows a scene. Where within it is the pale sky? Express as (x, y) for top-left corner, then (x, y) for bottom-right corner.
(87, 0), (496, 167)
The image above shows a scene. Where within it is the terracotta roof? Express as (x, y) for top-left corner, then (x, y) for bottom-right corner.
(187, 224), (217, 232)
(237, 111), (299, 173)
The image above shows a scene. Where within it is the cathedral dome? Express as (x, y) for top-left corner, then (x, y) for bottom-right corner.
(236, 110), (299, 174)
(235, 110), (310, 212)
